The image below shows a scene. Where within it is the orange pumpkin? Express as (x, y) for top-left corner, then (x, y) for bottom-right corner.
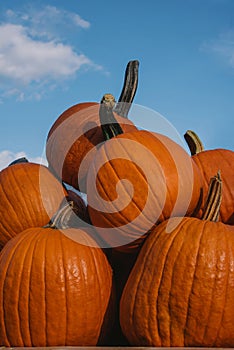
(0, 222), (114, 346)
(87, 125), (203, 251)
(120, 217), (234, 346)
(46, 61), (139, 192)
(120, 173), (234, 347)
(0, 161), (67, 249)
(185, 130), (234, 224)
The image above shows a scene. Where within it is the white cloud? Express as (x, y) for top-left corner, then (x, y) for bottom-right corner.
(0, 6), (102, 100)
(4, 5), (91, 35)
(202, 30), (234, 68)
(0, 23), (96, 84)
(0, 150), (48, 171)
(72, 13), (90, 29)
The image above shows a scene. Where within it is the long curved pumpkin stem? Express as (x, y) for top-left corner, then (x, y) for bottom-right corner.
(100, 93), (124, 140)
(184, 130), (205, 155)
(114, 60), (139, 118)
(202, 171), (222, 222)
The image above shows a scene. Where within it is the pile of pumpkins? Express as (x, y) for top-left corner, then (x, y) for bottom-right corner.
(0, 60), (234, 348)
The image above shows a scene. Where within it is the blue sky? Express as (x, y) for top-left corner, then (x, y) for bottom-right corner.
(0, 0), (234, 170)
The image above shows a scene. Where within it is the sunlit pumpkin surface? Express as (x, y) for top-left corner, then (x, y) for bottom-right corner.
(0, 226), (113, 347)
(120, 216), (234, 347)
(87, 130), (203, 249)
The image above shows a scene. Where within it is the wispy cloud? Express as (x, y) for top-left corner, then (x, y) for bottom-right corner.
(202, 30), (234, 68)
(0, 23), (94, 83)
(0, 5), (101, 101)
(0, 150), (47, 170)
(4, 5), (91, 38)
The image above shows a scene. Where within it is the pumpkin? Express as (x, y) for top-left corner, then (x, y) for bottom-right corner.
(87, 102), (203, 251)
(120, 173), (234, 347)
(46, 60), (139, 192)
(184, 130), (234, 224)
(0, 204), (114, 347)
(0, 160), (67, 249)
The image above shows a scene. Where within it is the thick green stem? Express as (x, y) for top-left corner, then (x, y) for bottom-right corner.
(202, 171), (222, 222)
(100, 93), (124, 140)
(114, 60), (139, 118)
(184, 130), (205, 155)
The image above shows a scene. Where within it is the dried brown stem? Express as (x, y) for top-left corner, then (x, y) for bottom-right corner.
(45, 201), (82, 230)
(202, 171), (222, 222)
(184, 130), (205, 155)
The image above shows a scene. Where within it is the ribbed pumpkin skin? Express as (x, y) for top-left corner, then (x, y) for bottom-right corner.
(87, 130), (203, 250)
(192, 149), (234, 225)
(120, 217), (234, 347)
(46, 102), (137, 192)
(0, 163), (66, 249)
(0, 226), (113, 347)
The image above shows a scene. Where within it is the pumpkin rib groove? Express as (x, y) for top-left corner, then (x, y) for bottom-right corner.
(166, 219), (193, 346)
(78, 240), (90, 343)
(20, 166), (44, 224)
(0, 200), (16, 244)
(93, 150), (147, 236)
(113, 134), (165, 225)
(0, 179), (25, 236)
(150, 223), (175, 345)
(133, 222), (171, 345)
(176, 218), (203, 346)
(125, 229), (152, 343)
(206, 223), (222, 347)
(131, 233), (157, 344)
(157, 218), (191, 346)
(44, 229), (53, 346)
(11, 166), (40, 226)
(150, 220), (181, 345)
(58, 233), (68, 345)
(100, 144), (145, 229)
(89, 244), (105, 333)
(97, 134), (166, 232)
(94, 159), (124, 228)
(143, 132), (174, 222)
(117, 131), (170, 222)
(103, 154), (152, 230)
(114, 134), (155, 218)
(1, 231), (31, 346)
(18, 232), (36, 346)
(183, 219), (205, 345)
(0, 243), (15, 346)
(5, 237), (24, 346)
(28, 229), (45, 346)
(24, 229), (47, 346)
(106, 152), (148, 226)
(213, 226), (230, 346)
(201, 223), (219, 346)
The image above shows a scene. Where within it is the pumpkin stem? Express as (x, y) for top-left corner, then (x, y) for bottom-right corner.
(100, 93), (124, 140)
(114, 60), (139, 118)
(8, 157), (29, 167)
(184, 130), (205, 155)
(45, 200), (83, 230)
(201, 170), (222, 222)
